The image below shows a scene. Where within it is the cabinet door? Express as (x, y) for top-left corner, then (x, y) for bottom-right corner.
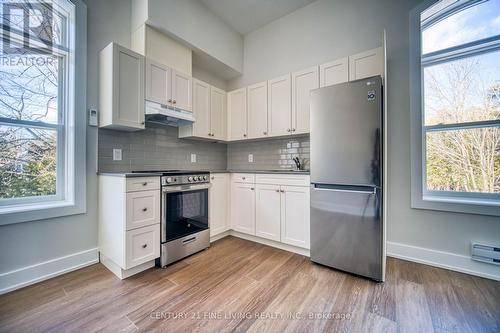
(209, 174), (229, 237)
(171, 69), (192, 111)
(267, 74), (291, 137)
(247, 81), (268, 139)
(145, 59), (171, 105)
(280, 185), (310, 249)
(319, 57), (348, 87)
(227, 88), (248, 140)
(113, 44), (145, 129)
(292, 66), (319, 135)
(230, 183), (255, 235)
(349, 47), (384, 81)
(210, 86), (227, 140)
(192, 79), (211, 138)
(255, 184), (281, 242)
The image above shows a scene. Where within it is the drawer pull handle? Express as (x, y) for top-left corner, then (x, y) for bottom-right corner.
(142, 182), (148, 186)
(142, 244), (147, 248)
(142, 207), (148, 212)
(182, 237), (196, 244)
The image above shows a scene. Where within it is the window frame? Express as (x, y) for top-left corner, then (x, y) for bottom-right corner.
(410, 0), (500, 216)
(0, 0), (86, 224)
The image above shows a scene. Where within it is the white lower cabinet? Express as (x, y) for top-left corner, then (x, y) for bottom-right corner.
(280, 185), (310, 249)
(255, 184), (281, 241)
(230, 173), (310, 250)
(99, 175), (161, 279)
(230, 181), (256, 235)
(210, 173), (229, 237)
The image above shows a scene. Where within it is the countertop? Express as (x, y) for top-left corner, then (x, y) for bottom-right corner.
(98, 170), (310, 177)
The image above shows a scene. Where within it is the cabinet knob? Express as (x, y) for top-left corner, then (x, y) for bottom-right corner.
(242, 177), (246, 180)
(142, 182), (147, 186)
(142, 244), (147, 248)
(243, 134), (247, 137)
(172, 100), (176, 104)
(276, 189), (280, 192)
(263, 131), (267, 135)
(141, 121), (145, 125)
(142, 207), (148, 212)
(292, 128), (296, 132)
(168, 99), (172, 103)
(287, 128), (291, 132)
(211, 176), (215, 180)
(250, 187), (255, 191)
(280, 189), (285, 193)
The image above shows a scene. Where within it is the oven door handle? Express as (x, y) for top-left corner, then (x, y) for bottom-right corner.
(162, 183), (211, 193)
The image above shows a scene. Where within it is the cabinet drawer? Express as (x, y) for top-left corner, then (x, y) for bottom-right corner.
(126, 177), (160, 192)
(126, 190), (160, 230)
(232, 173), (255, 184)
(125, 224), (160, 269)
(255, 174), (310, 187)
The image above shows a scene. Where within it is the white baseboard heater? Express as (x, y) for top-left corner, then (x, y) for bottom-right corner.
(471, 243), (500, 266)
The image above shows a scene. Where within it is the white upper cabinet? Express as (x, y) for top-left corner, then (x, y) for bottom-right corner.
(145, 59), (171, 105)
(210, 86), (227, 140)
(228, 88), (248, 140)
(349, 47), (384, 81)
(280, 185), (310, 249)
(319, 57), (348, 87)
(99, 43), (145, 131)
(171, 69), (192, 111)
(267, 74), (292, 137)
(292, 66), (319, 135)
(191, 79), (211, 138)
(247, 81), (268, 139)
(255, 184), (281, 242)
(145, 59), (192, 112)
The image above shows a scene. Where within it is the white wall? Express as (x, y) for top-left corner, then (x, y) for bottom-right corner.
(228, 0), (500, 279)
(0, 0), (133, 292)
(147, 0), (243, 74)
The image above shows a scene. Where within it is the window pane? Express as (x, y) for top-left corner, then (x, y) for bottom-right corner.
(0, 124), (57, 199)
(423, 50), (500, 126)
(0, 51), (60, 124)
(426, 127), (500, 193)
(422, 0), (500, 54)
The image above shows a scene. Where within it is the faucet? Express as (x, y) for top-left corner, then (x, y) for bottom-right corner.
(292, 157), (301, 171)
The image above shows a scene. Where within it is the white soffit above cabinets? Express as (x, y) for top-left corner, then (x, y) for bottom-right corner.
(199, 0), (317, 35)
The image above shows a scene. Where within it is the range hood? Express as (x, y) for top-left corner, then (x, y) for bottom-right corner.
(144, 101), (195, 127)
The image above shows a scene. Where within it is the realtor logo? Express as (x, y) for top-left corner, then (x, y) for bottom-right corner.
(1, 1), (53, 55)
(367, 90), (376, 101)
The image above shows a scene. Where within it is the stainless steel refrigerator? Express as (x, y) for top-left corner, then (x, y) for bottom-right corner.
(310, 75), (384, 281)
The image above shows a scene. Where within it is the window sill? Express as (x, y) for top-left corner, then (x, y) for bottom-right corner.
(0, 199), (86, 225)
(411, 195), (500, 216)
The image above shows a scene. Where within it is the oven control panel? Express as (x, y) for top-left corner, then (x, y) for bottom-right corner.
(161, 174), (210, 186)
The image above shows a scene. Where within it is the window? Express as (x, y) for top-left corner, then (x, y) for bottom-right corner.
(410, 0), (500, 215)
(0, 0), (86, 224)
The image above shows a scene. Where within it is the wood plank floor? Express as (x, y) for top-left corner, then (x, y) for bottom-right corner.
(1, 236), (499, 333)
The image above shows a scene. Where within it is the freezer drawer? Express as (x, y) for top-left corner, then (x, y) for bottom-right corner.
(310, 184), (383, 281)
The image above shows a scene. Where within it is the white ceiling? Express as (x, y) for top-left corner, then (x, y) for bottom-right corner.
(199, 0), (317, 35)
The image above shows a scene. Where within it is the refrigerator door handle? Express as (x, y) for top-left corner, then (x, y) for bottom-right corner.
(312, 185), (377, 195)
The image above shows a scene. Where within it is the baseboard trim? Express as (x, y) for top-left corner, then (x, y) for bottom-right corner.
(224, 231), (310, 257)
(387, 241), (500, 281)
(0, 247), (99, 295)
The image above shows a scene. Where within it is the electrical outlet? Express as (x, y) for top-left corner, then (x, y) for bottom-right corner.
(113, 149), (122, 161)
(248, 154), (254, 163)
(191, 153), (197, 163)
(88, 109), (98, 126)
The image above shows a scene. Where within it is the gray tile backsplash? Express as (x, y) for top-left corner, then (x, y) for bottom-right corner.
(227, 135), (310, 171)
(98, 124), (309, 172)
(98, 123), (227, 172)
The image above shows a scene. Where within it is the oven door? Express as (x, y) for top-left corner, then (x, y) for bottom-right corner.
(161, 183), (210, 243)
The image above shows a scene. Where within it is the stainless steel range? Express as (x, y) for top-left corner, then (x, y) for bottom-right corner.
(137, 170), (211, 267)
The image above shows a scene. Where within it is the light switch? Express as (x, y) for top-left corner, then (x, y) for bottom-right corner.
(248, 154), (254, 163)
(191, 153), (197, 163)
(113, 149), (122, 161)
